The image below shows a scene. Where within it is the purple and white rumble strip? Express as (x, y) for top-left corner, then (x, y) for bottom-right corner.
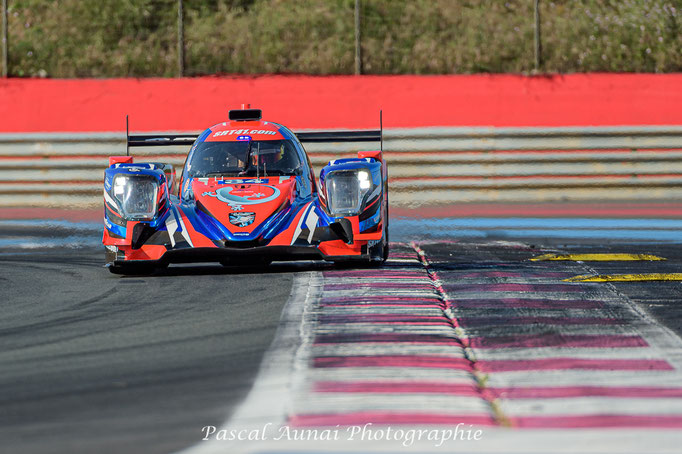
(284, 242), (682, 432)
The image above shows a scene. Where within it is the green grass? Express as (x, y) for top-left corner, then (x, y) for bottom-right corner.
(6, 0), (682, 77)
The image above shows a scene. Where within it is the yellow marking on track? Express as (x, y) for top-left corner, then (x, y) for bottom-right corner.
(531, 253), (666, 262)
(565, 273), (682, 282)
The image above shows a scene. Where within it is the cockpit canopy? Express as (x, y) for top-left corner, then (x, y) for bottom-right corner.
(186, 139), (302, 178)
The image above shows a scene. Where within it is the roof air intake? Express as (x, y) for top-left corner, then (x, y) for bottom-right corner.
(229, 109), (262, 121)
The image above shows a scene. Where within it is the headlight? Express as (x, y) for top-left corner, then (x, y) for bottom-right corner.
(111, 174), (159, 220)
(326, 169), (374, 217)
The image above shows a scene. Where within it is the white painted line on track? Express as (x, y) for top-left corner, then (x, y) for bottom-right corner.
(316, 307), (446, 315)
(313, 324), (465, 334)
(484, 371), (682, 388)
(579, 261), (682, 370)
(501, 397), (682, 416)
(0, 236), (101, 249)
(312, 344), (469, 357)
(473, 347), (675, 360)
(307, 367), (475, 382)
(177, 270), (321, 454)
(293, 393), (491, 414)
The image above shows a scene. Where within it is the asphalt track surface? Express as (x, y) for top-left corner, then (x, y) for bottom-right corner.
(0, 246), (318, 454)
(2, 217), (682, 453)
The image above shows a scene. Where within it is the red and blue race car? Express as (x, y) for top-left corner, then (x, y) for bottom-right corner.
(103, 108), (388, 274)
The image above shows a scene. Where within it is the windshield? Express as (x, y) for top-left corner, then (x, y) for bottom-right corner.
(186, 139), (302, 178)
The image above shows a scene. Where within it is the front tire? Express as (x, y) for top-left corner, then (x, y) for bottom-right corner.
(220, 258), (272, 268)
(108, 262), (161, 275)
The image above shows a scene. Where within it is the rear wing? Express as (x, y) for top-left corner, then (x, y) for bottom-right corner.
(125, 111), (383, 155)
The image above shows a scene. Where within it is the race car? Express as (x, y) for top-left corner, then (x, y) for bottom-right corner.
(102, 108), (388, 274)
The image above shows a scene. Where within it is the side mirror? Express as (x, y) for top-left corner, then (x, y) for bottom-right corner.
(163, 165), (176, 192)
(149, 162), (176, 193)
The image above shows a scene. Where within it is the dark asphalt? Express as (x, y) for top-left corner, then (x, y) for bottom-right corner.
(0, 247), (321, 454)
(560, 242), (682, 338)
(421, 239), (682, 339)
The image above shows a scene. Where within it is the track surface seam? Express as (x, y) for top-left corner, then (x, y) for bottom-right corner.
(410, 241), (511, 427)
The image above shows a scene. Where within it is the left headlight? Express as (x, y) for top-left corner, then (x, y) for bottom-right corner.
(325, 169), (375, 217)
(111, 174), (159, 221)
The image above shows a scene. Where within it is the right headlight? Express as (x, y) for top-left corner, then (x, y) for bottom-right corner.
(325, 169), (375, 217)
(111, 174), (159, 221)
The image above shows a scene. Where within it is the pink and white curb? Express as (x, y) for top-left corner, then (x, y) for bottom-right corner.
(181, 242), (682, 453)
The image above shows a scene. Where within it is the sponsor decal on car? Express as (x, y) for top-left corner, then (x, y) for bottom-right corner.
(216, 179), (267, 184)
(212, 129), (277, 138)
(203, 184), (281, 206)
(229, 212), (256, 227)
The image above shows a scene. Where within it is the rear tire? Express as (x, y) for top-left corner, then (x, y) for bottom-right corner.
(382, 198), (390, 262)
(367, 190), (389, 265)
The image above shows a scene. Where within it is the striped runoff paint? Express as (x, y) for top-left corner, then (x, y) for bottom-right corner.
(183, 241), (682, 454)
(285, 242), (682, 434)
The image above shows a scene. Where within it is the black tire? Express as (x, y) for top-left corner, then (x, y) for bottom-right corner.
(382, 194), (390, 262)
(108, 263), (160, 275)
(373, 189), (390, 264)
(220, 258), (272, 268)
(365, 259), (384, 268)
